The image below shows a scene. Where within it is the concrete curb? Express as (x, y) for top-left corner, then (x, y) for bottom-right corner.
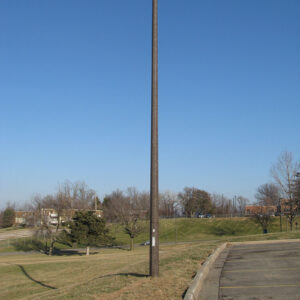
(229, 238), (300, 246)
(184, 242), (228, 300)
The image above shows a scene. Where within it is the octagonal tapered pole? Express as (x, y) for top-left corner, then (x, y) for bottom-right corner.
(150, 0), (159, 277)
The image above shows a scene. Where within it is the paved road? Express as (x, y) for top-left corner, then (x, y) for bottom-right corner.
(200, 241), (300, 300)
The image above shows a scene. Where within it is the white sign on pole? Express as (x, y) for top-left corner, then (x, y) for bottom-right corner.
(152, 237), (156, 247)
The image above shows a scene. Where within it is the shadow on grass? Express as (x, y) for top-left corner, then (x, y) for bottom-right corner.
(17, 265), (57, 290)
(51, 249), (86, 256)
(12, 239), (80, 256)
(96, 272), (149, 280)
(181, 287), (188, 299)
(208, 224), (239, 236)
(112, 245), (130, 251)
(12, 239), (46, 252)
(112, 272), (148, 278)
(12, 239), (94, 256)
(11, 238), (132, 256)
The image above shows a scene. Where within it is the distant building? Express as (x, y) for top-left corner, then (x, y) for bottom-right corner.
(14, 208), (103, 226)
(15, 211), (34, 225)
(245, 205), (277, 216)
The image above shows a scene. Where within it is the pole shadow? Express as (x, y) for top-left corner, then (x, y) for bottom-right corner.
(17, 265), (57, 290)
(99, 272), (149, 279)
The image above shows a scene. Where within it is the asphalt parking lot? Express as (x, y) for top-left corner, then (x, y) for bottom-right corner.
(200, 241), (300, 300)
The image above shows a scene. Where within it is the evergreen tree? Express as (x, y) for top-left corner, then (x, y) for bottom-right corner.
(68, 211), (114, 255)
(2, 207), (15, 228)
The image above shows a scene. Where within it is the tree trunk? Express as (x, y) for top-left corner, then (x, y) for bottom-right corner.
(280, 214), (282, 232)
(130, 238), (134, 251)
(49, 240), (54, 256)
(48, 221), (60, 256)
(86, 246), (90, 256)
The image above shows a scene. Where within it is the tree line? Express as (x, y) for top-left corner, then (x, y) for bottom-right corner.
(0, 181), (250, 253)
(254, 151), (300, 232)
(1, 182), (251, 231)
(1, 150), (299, 251)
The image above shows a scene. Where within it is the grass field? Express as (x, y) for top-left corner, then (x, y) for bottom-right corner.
(1, 217), (300, 299)
(2, 231), (300, 300)
(0, 240), (219, 300)
(0, 216), (294, 252)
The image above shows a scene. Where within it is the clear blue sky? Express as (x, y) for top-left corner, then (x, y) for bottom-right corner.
(1, 0), (300, 208)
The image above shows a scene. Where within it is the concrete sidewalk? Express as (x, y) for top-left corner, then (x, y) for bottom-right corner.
(199, 240), (300, 300)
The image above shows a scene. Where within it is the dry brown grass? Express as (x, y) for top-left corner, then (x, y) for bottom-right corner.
(0, 241), (219, 300)
(1, 230), (300, 299)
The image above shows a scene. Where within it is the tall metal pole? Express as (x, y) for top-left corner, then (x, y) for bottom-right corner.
(150, 0), (159, 277)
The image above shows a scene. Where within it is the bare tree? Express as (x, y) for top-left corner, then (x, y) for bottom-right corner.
(255, 183), (281, 206)
(102, 190), (124, 222)
(255, 182), (282, 231)
(178, 187), (195, 217)
(30, 181), (96, 255)
(73, 181), (96, 209)
(58, 180), (96, 210)
(236, 196), (249, 216)
(137, 191), (150, 213)
(103, 188), (146, 250)
(294, 173), (300, 209)
(253, 213), (274, 234)
(159, 191), (177, 218)
(211, 194), (233, 216)
(271, 151), (300, 230)
(32, 193), (70, 255)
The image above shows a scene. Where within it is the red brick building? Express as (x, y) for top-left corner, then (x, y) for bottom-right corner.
(245, 205), (277, 216)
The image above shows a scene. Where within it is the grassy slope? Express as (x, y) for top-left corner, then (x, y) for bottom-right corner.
(0, 217), (290, 252)
(110, 216), (284, 246)
(0, 217), (300, 300)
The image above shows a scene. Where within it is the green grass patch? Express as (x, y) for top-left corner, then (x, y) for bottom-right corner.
(0, 217), (296, 253)
(108, 216), (290, 246)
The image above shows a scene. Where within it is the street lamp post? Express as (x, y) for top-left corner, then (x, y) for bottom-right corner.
(150, 0), (159, 277)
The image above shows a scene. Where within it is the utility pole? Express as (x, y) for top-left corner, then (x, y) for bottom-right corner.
(150, 0), (159, 277)
(174, 202), (178, 244)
